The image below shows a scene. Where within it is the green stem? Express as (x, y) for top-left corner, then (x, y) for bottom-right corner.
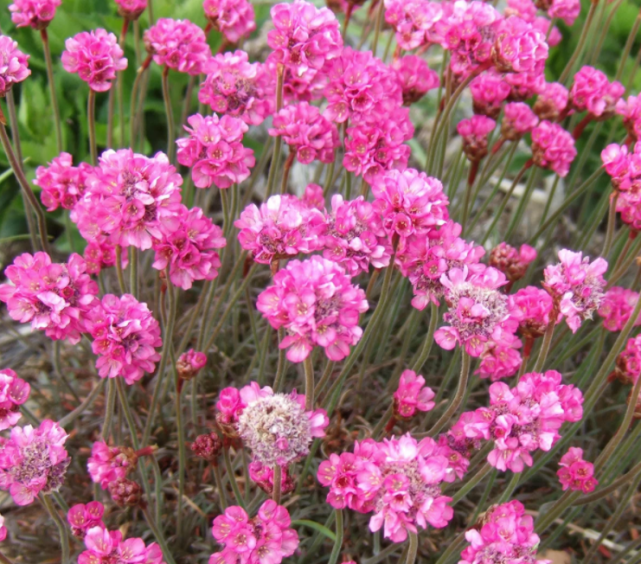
(161, 67), (175, 162)
(129, 60), (150, 148)
(101, 379), (117, 440)
(41, 494), (70, 564)
(174, 372), (186, 537)
(114, 246), (127, 294)
(371, 0), (385, 57)
(427, 351), (471, 436)
(40, 29), (63, 153)
(303, 356), (314, 410)
(404, 531), (419, 564)
(273, 328), (288, 392)
(265, 64), (284, 198)
(214, 463), (228, 510)
(272, 464), (282, 503)
(559, 0), (599, 84)
(88, 90), (97, 165)
(504, 166), (538, 241)
(497, 472), (520, 504)
(532, 319), (555, 373)
(223, 447), (247, 509)
(411, 302), (439, 373)
(60, 379), (106, 427)
(129, 247), (139, 299)
(142, 508), (178, 564)
(451, 463), (492, 505)
(327, 509), (344, 564)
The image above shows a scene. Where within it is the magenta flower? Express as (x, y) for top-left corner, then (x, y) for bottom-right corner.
(570, 66), (625, 120)
(144, 18), (211, 75)
(546, 0), (581, 26)
(531, 120), (577, 177)
(9, 0), (60, 29)
(267, 0), (342, 77)
(176, 349), (208, 381)
(458, 370), (583, 472)
(393, 370), (435, 419)
(488, 242), (537, 283)
(191, 433), (223, 462)
(0, 419), (69, 505)
(385, 0), (442, 51)
(543, 249), (608, 333)
(533, 16), (561, 47)
(505, 0), (537, 21)
(86, 294), (162, 384)
(457, 115), (496, 163)
(557, 447), (597, 493)
(492, 16), (548, 74)
(0, 36), (30, 97)
(504, 69), (545, 101)
(72, 149), (183, 250)
(83, 238), (125, 275)
(87, 441), (140, 489)
(371, 168), (449, 240)
(396, 221), (485, 310)
(67, 502), (105, 538)
(0, 514), (6, 542)
(616, 95), (641, 143)
(114, 0), (147, 20)
(248, 461), (295, 496)
(199, 50), (273, 125)
(269, 102), (339, 165)
(534, 81), (569, 121)
(210, 501), (299, 564)
(613, 335), (641, 386)
(61, 29), (127, 92)
(257, 256), (368, 362)
(511, 286), (556, 340)
(33, 152), (92, 211)
(302, 182), (324, 210)
(204, 0), (256, 43)
(235, 194), (325, 265)
(0, 252), (98, 344)
(0, 369), (30, 431)
(320, 194), (392, 275)
(392, 55), (439, 106)
(502, 102), (539, 140)
(152, 205), (226, 290)
(79, 526), (164, 564)
(470, 73), (510, 119)
(177, 113), (255, 189)
(460, 501), (542, 564)
(598, 286), (641, 332)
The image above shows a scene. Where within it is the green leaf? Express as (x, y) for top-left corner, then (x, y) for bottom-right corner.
(291, 520), (337, 542)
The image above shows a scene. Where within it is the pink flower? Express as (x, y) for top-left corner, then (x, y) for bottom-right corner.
(72, 149), (183, 250)
(267, 1), (342, 77)
(394, 370), (435, 419)
(210, 501), (298, 564)
(269, 102), (339, 165)
(114, 0), (147, 20)
(176, 349), (208, 381)
(235, 194), (325, 265)
(248, 461), (295, 496)
(457, 115), (496, 163)
(302, 183), (325, 210)
(0, 420), (69, 505)
(199, 50), (273, 125)
(557, 447), (597, 493)
(531, 121), (577, 177)
(470, 73), (510, 119)
(502, 102), (539, 140)
(79, 526), (164, 564)
(144, 18), (211, 75)
(85, 294), (162, 384)
(598, 286), (641, 332)
(152, 205), (226, 290)
(396, 221), (485, 310)
(323, 48), (403, 124)
(460, 501), (542, 564)
(511, 286), (556, 340)
(384, 0), (442, 51)
(505, 0), (537, 21)
(204, 0), (256, 43)
(547, 0), (580, 26)
(0, 368), (30, 431)
(67, 502), (105, 538)
(492, 16), (549, 75)
(543, 249), (608, 333)
(257, 257), (368, 362)
(570, 66), (625, 119)
(215, 386), (246, 429)
(34, 152), (92, 211)
(0, 36), (30, 97)
(504, 69), (545, 101)
(9, 0), (60, 29)
(177, 113), (255, 189)
(0, 252), (98, 344)
(87, 441), (140, 489)
(320, 194), (392, 275)
(612, 335), (641, 386)
(616, 95), (641, 143)
(83, 238), (125, 275)
(534, 81), (569, 121)
(392, 55), (439, 106)
(489, 243), (537, 283)
(191, 432), (223, 462)
(62, 29), (127, 92)
(371, 168), (449, 240)
(0, 513), (6, 542)
(533, 16), (561, 47)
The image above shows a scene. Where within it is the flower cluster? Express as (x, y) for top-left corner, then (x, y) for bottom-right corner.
(210, 501), (298, 564)
(67, 502), (105, 538)
(393, 370), (435, 419)
(458, 371), (583, 472)
(492, 16), (548, 74)
(570, 65), (624, 120)
(235, 194), (325, 265)
(489, 243), (537, 283)
(191, 432), (223, 463)
(249, 461), (295, 496)
(557, 447), (597, 493)
(470, 73), (510, 119)
(152, 205), (226, 290)
(460, 501), (542, 564)
(457, 115), (496, 163)
(0, 35), (30, 97)
(384, 0), (442, 51)
(87, 441), (146, 489)
(199, 50), (273, 125)
(78, 527), (164, 564)
(257, 256), (368, 362)
(320, 194), (392, 275)
(0, 420), (69, 505)
(203, 0), (256, 44)
(534, 81), (569, 121)
(9, 0), (61, 29)
(34, 152), (92, 211)
(114, 0), (147, 20)
(144, 18), (211, 75)
(543, 249), (608, 333)
(616, 95), (641, 143)
(62, 29), (127, 92)
(598, 286), (641, 332)
(612, 334), (641, 386)
(85, 294), (162, 384)
(511, 286), (556, 341)
(0, 252), (98, 344)
(502, 102), (539, 140)
(392, 55), (439, 106)
(177, 113), (255, 189)
(601, 143), (641, 198)
(0, 368), (30, 431)
(531, 120), (577, 177)
(177, 349), (208, 381)
(317, 434), (453, 543)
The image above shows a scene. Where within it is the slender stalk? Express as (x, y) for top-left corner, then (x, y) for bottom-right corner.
(411, 302), (439, 373)
(272, 465), (282, 503)
(574, 458), (641, 506)
(314, 360), (335, 398)
(532, 319), (555, 372)
(60, 379), (106, 427)
(41, 494), (70, 564)
(602, 191), (619, 257)
(40, 29), (63, 153)
(0, 552), (15, 564)
(223, 447), (247, 509)
(273, 328), (288, 392)
(303, 356), (314, 410)
(497, 472), (520, 504)
(101, 379), (117, 440)
(559, 0), (599, 84)
(114, 246), (127, 294)
(504, 166), (538, 241)
(539, 174), (561, 227)
(129, 247), (139, 299)
(142, 508), (178, 564)
(281, 151), (295, 194)
(213, 464), (228, 510)
(88, 90), (97, 165)
(265, 64), (285, 198)
(427, 352), (471, 436)
(371, 0), (385, 57)
(129, 59), (151, 148)
(174, 371), (186, 537)
(327, 509), (344, 564)
(451, 463), (492, 504)
(161, 67), (175, 162)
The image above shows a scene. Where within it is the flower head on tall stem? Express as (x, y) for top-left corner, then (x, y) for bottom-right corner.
(67, 502), (105, 538)
(384, 0), (442, 51)
(87, 441), (142, 489)
(34, 152), (92, 211)
(9, 0), (61, 29)
(79, 526), (165, 564)
(543, 0), (580, 25)
(62, 29), (127, 92)
(511, 286), (556, 343)
(570, 65), (625, 121)
(504, 69), (545, 102)
(533, 81), (569, 121)
(470, 73), (510, 119)
(611, 334), (641, 386)
(531, 120), (577, 177)
(489, 243), (537, 283)
(114, 0), (147, 20)
(598, 287), (641, 332)
(492, 16), (549, 75)
(177, 349), (208, 381)
(394, 370), (435, 419)
(191, 433), (223, 463)
(502, 102), (539, 140)
(457, 115), (496, 163)
(0, 36), (31, 97)
(248, 461), (295, 495)
(204, 0), (256, 44)
(0, 368), (30, 431)
(557, 447), (597, 493)
(616, 95), (641, 143)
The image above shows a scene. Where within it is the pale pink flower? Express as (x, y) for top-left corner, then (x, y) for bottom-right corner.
(177, 349), (208, 381)
(502, 102), (539, 140)
(0, 36), (30, 97)
(79, 526), (164, 564)
(492, 16), (549, 75)
(570, 66), (625, 119)
(488, 243), (537, 283)
(392, 55), (439, 106)
(557, 447), (597, 493)
(616, 95), (641, 142)
(257, 256), (368, 362)
(394, 370), (435, 419)
(87, 441), (140, 489)
(9, 0), (60, 29)
(0, 514), (6, 542)
(177, 113), (255, 189)
(470, 73), (510, 119)
(0, 369), (30, 431)
(457, 115), (496, 163)
(34, 152), (92, 211)
(534, 82), (569, 121)
(114, 0), (147, 20)
(67, 502), (105, 538)
(598, 286), (641, 332)
(204, 0), (256, 43)
(302, 183), (325, 210)
(62, 29), (127, 92)
(144, 18), (211, 75)
(531, 120), (577, 177)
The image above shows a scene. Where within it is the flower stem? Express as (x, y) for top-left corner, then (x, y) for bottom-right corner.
(114, 246), (127, 294)
(272, 465), (282, 503)
(223, 447), (247, 509)
(174, 368), (186, 538)
(265, 64), (284, 199)
(129, 247), (139, 299)
(497, 472), (520, 504)
(142, 508), (178, 564)
(303, 356), (315, 410)
(411, 302), (439, 373)
(88, 90), (97, 165)
(161, 66), (175, 162)
(281, 151), (295, 194)
(273, 328), (288, 392)
(532, 319), (555, 373)
(327, 509), (344, 564)
(40, 29), (63, 153)
(404, 531), (419, 564)
(451, 462), (492, 504)
(427, 351), (471, 436)
(60, 378), (106, 428)
(101, 379), (116, 440)
(130, 58), (151, 148)
(602, 191), (619, 257)
(41, 494), (70, 564)
(213, 463), (228, 510)
(559, 0), (599, 84)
